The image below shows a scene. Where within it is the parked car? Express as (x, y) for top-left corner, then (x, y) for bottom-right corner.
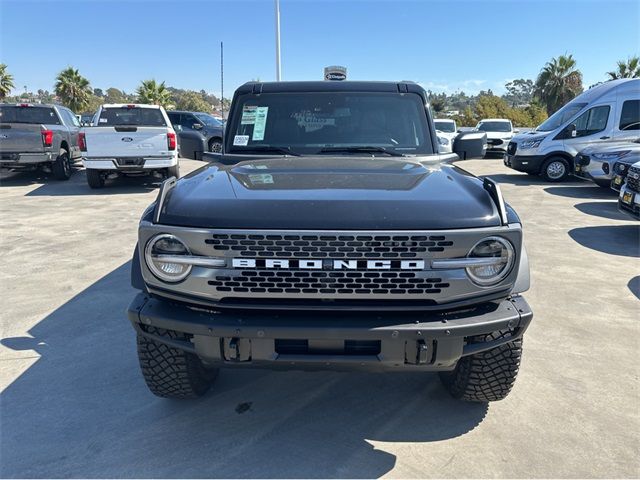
(127, 80), (532, 403)
(434, 119), (457, 153)
(79, 113), (94, 126)
(505, 78), (640, 182)
(618, 161), (640, 219)
(574, 140), (640, 187)
(167, 110), (224, 159)
(611, 160), (635, 191)
(476, 119), (517, 156)
(0, 103), (82, 180)
(81, 104), (178, 188)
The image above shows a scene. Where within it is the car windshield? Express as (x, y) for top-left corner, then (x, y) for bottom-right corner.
(434, 121), (456, 133)
(537, 102), (587, 132)
(195, 113), (223, 127)
(227, 91), (433, 155)
(97, 107), (167, 126)
(0, 106), (61, 125)
(477, 121), (511, 132)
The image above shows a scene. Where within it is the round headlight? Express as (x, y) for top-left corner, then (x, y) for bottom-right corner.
(466, 237), (515, 286)
(144, 234), (192, 282)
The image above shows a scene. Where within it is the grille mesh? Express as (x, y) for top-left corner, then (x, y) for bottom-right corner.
(626, 167), (640, 193)
(208, 270), (450, 296)
(205, 234), (453, 258)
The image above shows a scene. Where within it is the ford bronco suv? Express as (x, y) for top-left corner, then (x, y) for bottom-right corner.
(128, 81), (532, 403)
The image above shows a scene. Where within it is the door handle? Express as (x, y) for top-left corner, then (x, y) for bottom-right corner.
(600, 136), (610, 140)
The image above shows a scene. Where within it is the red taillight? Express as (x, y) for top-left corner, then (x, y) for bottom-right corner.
(19, 103), (31, 108)
(41, 129), (53, 147)
(167, 132), (176, 150)
(78, 132), (87, 152)
(126, 104), (137, 109)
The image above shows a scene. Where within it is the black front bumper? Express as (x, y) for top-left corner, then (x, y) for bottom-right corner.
(504, 154), (545, 174)
(128, 293), (533, 371)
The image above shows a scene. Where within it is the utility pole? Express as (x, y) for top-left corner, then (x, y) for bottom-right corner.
(275, 0), (281, 81)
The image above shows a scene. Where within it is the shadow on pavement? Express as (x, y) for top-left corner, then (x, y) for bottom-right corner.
(24, 171), (161, 196)
(568, 225), (640, 258)
(0, 166), (81, 187)
(544, 185), (616, 200)
(1, 263), (487, 479)
(574, 201), (633, 221)
(628, 276), (640, 301)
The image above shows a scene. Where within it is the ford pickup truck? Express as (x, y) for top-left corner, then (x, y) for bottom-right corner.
(0, 103), (82, 179)
(81, 104), (179, 188)
(128, 81), (532, 403)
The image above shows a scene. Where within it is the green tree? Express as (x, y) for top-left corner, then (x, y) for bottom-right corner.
(85, 95), (104, 114)
(607, 56), (640, 80)
(105, 87), (127, 103)
(174, 91), (212, 112)
(0, 64), (16, 100)
(428, 91), (447, 113)
(503, 79), (534, 107)
(475, 94), (511, 119)
(136, 79), (171, 107)
(534, 54), (583, 115)
(54, 67), (92, 112)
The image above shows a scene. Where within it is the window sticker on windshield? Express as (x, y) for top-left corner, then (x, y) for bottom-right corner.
(241, 106), (257, 125)
(252, 107), (269, 141)
(248, 173), (274, 185)
(233, 135), (249, 146)
(99, 118), (107, 123)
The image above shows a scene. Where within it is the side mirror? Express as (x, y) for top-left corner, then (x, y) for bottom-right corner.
(193, 123), (203, 130)
(453, 131), (487, 160)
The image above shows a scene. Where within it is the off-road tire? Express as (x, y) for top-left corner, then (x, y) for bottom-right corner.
(167, 164), (180, 179)
(208, 137), (223, 153)
(86, 169), (105, 189)
(541, 156), (570, 182)
(439, 331), (522, 402)
(137, 327), (218, 399)
(52, 150), (72, 180)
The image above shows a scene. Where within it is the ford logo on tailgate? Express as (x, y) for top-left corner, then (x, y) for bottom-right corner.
(121, 137), (133, 142)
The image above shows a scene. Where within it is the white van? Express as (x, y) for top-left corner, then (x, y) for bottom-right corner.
(504, 78), (640, 181)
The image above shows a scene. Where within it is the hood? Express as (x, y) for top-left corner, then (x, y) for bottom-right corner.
(484, 131), (513, 140)
(158, 156), (502, 230)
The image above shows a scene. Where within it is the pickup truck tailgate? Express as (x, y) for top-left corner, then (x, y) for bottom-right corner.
(0, 124), (45, 153)
(83, 127), (171, 158)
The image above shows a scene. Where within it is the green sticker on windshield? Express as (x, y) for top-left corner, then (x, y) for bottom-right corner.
(252, 107), (268, 141)
(241, 106), (257, 125)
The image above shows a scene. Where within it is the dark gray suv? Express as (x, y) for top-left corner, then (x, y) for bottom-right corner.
(167, 110), (224, 159)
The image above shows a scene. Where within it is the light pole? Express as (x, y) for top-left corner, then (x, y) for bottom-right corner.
(275, 0), (281, 81)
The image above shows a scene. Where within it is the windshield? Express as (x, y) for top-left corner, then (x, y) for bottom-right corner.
(97, 107), (167, 126)
(195, 113), (223, 127)
(477, 121), (511, 132)
(227, 92), (433, 155)
(434, 120), (456, 133)
(537, 102), (587, 132)
(0, 106), (61, 125)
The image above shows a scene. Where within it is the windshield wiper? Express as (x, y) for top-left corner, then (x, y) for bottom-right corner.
(233, 146), (301, 156)
(319, 146), (405, 157)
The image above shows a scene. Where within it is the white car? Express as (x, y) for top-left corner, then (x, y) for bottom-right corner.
(81, 104), (179, 189)
(434, 119), (457, 153)
(476, 118), (517, 155)
(618, 160), (640, 219)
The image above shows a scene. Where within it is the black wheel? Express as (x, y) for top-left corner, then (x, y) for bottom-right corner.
(86, 169), (105, 189)
(51, 150), (72, 180)
(208, 137), (223, 153)
(541, 156), (570, 182)
(137, 327), (218, 399)
(167, 164), (180, 179)
(439, 331), (522, 402)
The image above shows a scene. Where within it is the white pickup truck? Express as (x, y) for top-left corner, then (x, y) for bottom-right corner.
(81, 104), (179, 188)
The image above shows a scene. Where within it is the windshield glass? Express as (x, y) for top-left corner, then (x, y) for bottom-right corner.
(97, 107), (167, 126)
(434, 120), (456, 133)
(195, 113), (223, 127)
(477, 121), (511, 132)
(227, 92), (433, 155)
(537, 102), (587, 132)
(0, 106), (61, 125)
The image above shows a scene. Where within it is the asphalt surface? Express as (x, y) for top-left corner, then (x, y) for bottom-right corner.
(1, 158), (638, 478)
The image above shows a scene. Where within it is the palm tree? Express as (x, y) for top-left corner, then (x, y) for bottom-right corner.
(136, 80), (171, 107)
(607, 56), (640, 80)
(534, 54), (583, 115)
(0, 64), (15, 100)
(54, 67), (92, 112)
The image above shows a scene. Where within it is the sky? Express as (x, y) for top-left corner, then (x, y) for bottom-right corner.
(1, 0), (639, 99)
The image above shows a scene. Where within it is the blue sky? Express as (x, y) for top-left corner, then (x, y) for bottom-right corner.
(1, 0), (638, 98)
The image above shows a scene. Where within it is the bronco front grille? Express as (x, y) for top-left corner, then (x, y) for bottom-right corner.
(208, 270), (450, 296)
(205, 233), (454, 258)
(626, 167), (640, 193)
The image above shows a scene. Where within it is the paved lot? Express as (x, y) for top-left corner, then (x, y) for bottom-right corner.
(1, 158), (638, 478)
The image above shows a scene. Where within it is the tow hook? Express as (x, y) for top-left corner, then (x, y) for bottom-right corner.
(416, 339), (429, 364)
(228, 337), (240, 361)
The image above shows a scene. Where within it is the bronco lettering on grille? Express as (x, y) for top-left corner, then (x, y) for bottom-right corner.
(231, 258), (426, 270)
